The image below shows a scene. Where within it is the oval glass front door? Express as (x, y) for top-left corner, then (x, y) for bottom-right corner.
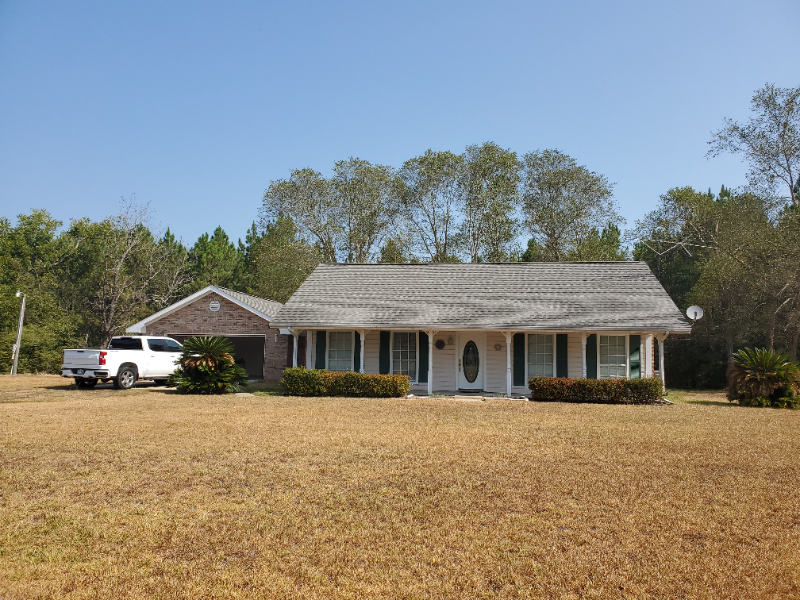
(463, 340), (479, 383)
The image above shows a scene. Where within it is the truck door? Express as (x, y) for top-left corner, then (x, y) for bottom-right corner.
(164, 339), (182, 373)
(145, 339), (173, 377)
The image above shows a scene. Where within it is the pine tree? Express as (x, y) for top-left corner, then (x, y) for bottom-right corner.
(189, 226), (241, 290)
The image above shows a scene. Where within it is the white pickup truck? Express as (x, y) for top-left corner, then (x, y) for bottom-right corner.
(61, 336), (183, 390)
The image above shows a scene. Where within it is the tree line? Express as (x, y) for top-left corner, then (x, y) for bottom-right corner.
(0, 203), (319, 372)
(262, 144), (625, 264)
(2, 83), (798, 385)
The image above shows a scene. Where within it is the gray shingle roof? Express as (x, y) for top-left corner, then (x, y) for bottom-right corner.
(272, 262), (691, 332)
(216, 286), (283, 319)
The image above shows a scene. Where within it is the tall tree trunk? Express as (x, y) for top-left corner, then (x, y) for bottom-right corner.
(767, 327), (775, 351)
(791, 326), (800, 362)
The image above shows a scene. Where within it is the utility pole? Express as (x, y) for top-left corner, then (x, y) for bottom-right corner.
(10, 291), (25, 375)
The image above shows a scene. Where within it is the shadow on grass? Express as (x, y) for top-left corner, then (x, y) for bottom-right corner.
(667, 389), (733, 407)
(680, 399), (734, 407)
(247, 380), (283, 396)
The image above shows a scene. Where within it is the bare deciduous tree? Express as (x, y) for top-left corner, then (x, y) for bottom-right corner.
(708, 83), (800, 206)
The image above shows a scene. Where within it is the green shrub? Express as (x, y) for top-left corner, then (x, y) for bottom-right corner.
(772, 397), (799, 409)
(281, 367), (411, 398)
(727, 347), (800, 408)
(528, 377), (664, 405)
(623, 378), (665, 404)
(167, 336), (248, 394)
(280, 368), (328, 397)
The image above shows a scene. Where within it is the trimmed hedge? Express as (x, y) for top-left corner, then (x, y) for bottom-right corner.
(528, 376), (664, 405)
(281, 367), (411, 398)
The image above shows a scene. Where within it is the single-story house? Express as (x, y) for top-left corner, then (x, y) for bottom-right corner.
(126, 285), (304, 379)
(271, 262), (692, 396)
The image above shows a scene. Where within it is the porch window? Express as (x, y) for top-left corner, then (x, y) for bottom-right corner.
(392, 332), (417, 381)
(328, 331), (353, 371)
(599, 335), (627, 379)
(527, 334), (554, 377)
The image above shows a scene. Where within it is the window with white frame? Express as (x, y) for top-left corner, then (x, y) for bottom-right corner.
(599, 335), (627, 379)
(392, 332), (417, 380)
(327, 331), (353, 371)
(527, 334), (554, 377)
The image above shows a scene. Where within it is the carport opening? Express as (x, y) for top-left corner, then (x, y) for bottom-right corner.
(168, 334), (265, 380)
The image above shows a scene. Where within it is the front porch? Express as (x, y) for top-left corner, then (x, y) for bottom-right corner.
(288, 329), (667, 397)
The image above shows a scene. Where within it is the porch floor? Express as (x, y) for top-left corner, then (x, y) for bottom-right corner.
(407, 391), (530, 401)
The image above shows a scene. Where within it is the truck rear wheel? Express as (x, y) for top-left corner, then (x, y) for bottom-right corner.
(113, 366), (137, 390)
(75, 378), (98, 389)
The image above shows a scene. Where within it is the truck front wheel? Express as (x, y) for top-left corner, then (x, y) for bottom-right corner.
(113, 366), (137, 390)
(75, 378), (98, 389)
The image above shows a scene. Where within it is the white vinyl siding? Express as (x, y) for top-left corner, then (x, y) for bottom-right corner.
(392, 332), (417, 381)
(599, 335), (627, 379)
(328, 331), (353, 371)
(528, 334), (554, 378)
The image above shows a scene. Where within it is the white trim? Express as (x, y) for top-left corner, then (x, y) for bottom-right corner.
(165, 332), (266, 338)
(127, 285), (277, 333)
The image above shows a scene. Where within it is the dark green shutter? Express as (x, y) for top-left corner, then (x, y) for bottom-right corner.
(629, 335), (641, 379)
(315, 331), (326, 369)
(379, 331), (391, 374)
(586, 334), (597, 379)
(354, 332), (361, 372)
(418, 332), (429, 383)
(556, 334), (568, 378)
(513, 333), (525, 386)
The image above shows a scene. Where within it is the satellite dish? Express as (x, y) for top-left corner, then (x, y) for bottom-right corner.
(686, 305), (704, 321)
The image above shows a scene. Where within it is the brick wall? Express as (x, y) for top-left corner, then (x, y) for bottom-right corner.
(144, 291), (289, 380)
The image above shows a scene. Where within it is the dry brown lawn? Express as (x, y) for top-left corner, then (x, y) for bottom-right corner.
(1, 375), (798, 599)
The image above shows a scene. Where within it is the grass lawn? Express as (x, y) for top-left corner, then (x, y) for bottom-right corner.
(1, 375), (798, 599)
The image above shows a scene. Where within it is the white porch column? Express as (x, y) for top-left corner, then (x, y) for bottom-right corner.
(358, 330), (367, 373)
(504, 332), (513, 397)
(645, 333), (654, 377)
(656, 332), (669, 391)
(581, 333), (588, 378)
(426, 331), (437, 395)
(291, 330), (299, 368)
(305, 330), (313, 368)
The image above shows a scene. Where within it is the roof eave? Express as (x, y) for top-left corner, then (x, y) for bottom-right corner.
(270, 322), (693, 333)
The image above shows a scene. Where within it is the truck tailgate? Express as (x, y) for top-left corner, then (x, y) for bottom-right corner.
(63, 349), (102, 366)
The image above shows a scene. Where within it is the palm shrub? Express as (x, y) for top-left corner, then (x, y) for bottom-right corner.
(167, 336), (248, 394)
(727, 347), (799, 408)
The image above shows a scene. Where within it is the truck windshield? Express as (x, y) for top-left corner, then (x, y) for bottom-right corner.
(108, 338), (143, 350)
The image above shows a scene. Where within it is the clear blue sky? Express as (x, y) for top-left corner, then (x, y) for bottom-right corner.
(1, 0), (798, 247)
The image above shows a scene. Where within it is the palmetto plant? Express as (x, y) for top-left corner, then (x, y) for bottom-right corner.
(168, 336), (247, 394)
(727, 347), (799, 402)
(179, 336), (235, 370)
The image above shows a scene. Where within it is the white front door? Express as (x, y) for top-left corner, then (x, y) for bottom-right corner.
(457, 332), (486, 390)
